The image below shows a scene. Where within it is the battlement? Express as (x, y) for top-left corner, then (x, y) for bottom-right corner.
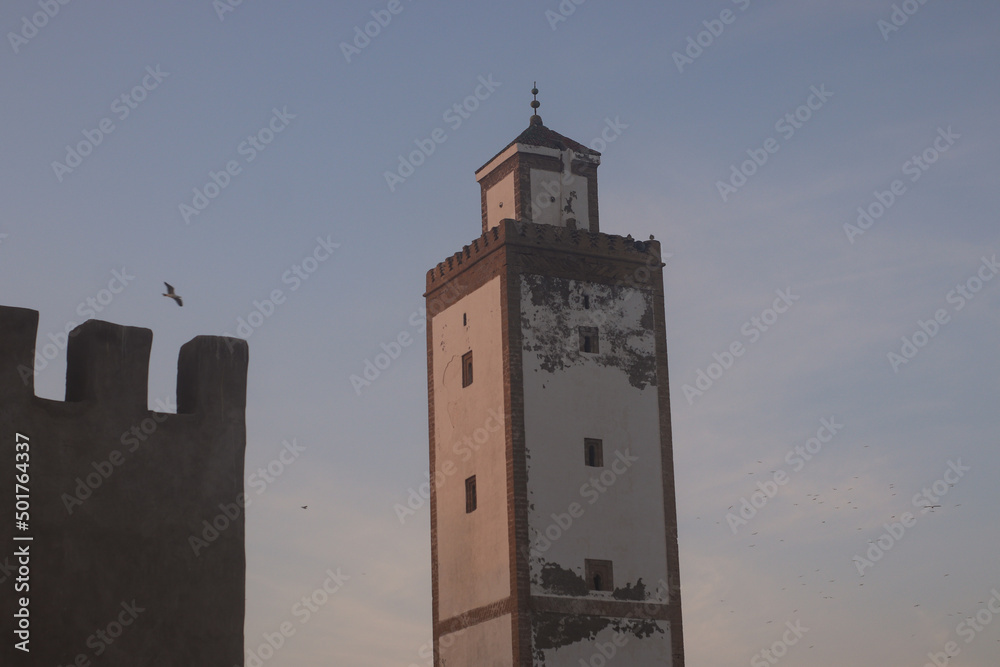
(426, 218), (663, 292)
(1, 305), (247, 415)
(0, 305), (248, 666)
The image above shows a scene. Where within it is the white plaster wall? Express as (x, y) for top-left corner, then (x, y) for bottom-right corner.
(485, 171), (515, 231)
(432, 276), (510, 620)
(438, 614), (513, 667)
(519, 274), (668, 598)
(534, 619), (671, 667)
(529, 167), (589, 229)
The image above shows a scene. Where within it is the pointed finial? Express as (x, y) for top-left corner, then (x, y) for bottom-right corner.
(530, 82), (542, 125)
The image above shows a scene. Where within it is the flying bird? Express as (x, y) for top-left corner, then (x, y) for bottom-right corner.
(301, 506), (308, 510)
(162, 282), (183, 307)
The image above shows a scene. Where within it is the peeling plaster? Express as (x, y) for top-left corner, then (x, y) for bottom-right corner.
(518, 269), (672, 664)
(613, 577), (647, 601)
(536, 564), (655, 605)
(532, 612), (665, 663)
(539, 561), (589, 597)
(520, 274), (656, 390)
(533, 614), (611, 656)
(562, 190), (577, 215)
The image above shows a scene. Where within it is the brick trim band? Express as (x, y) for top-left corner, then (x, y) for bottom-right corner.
(437, 596), (515, 636)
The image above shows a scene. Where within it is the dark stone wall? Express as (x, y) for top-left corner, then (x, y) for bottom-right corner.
(0, 306), (247, 667)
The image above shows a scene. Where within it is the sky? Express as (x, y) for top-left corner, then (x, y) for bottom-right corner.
(1, 0), (998, 665)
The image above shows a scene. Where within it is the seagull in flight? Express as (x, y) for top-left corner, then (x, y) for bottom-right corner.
(162, 282), (183, 307)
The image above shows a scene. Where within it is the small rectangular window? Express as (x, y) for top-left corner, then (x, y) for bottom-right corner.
(465, 475), (477, 513)
(582, 295), (590, 310)
(585, 559), (613, 592)
(462, 351), (474, 387)
(584, 438), (603, 467)
(463, 313), (467, 326)
(579, 327), (599, 354)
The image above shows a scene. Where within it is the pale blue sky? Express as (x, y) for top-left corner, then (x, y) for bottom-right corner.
(2, 1), (999, 665)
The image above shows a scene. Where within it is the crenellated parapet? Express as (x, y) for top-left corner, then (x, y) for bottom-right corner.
(426, 218), (665, 294)
(65, 318), (155, 408)
(0, 305), (247, 667)
(1, 308), (247, 414)
(0, 306), (39, 401)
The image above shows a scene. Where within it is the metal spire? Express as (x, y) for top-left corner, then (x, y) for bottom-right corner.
(530, 82), (542, 125)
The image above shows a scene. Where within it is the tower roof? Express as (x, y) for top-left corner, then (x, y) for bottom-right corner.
(476, 119), (601, 176)
(515, 117), (601, 155)
(475, 84), (600, 176)
(474, 85), (603, 233)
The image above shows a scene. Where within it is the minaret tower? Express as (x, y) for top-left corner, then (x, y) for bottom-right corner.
(425, 87), (684, 666)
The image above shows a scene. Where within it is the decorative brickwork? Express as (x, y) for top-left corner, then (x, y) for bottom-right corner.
(437, 596), (515, 636)
(653, 272), (687, 666)
(428, 219), (664, 295)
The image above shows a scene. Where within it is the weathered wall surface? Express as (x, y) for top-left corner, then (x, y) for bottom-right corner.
(438, 613), (514, 667)
(485, 171), (516, 234)
(532, 615), (670, 666)
(528, 166), (589, 230)
(0, 306), (247, 667)
(431, 277), (510, 621)
(520, 274), (672, 663)
(426, 220), (684, 666)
